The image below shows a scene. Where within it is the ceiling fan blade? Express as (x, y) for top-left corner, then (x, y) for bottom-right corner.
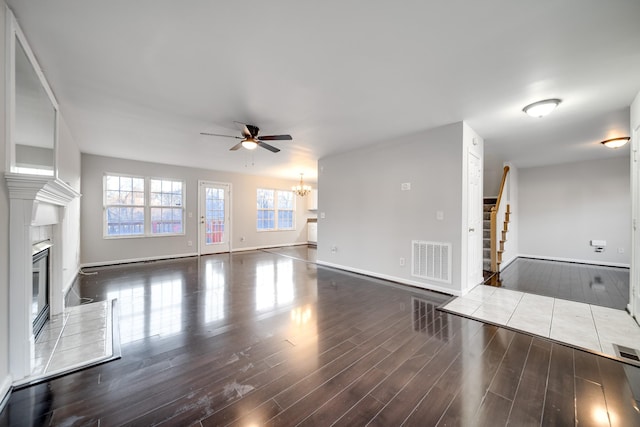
(258, 134), (292, 141)
(229, 142), (243, 151)
(201, 132), (242, 139)
(258, 141), (280, 153)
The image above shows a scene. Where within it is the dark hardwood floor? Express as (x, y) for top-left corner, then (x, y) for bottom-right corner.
(2, 248), (639, 426)
(487, 257), (630, 310)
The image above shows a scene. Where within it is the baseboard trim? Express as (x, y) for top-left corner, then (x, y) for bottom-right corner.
(0, 374), (12, 413)
(316, 260), (459, 297)
(80, 244), (309, 269)
(231, 242), (307, 253)
(80, 252), (199, 269)
(499, 255), (518, 271)
(517, 254), (630, 269)
(62, 266), (81, 298)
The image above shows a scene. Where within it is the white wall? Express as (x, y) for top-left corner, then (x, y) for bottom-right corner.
(317, 122), (468, 295)
(519, 157), (630, 266)
(81, 154), (310, 266)
(0, 0), (12, 403)
(630, 89), (640, 318)
(57, 116), (81, 292)
(484, 152), (504, 197)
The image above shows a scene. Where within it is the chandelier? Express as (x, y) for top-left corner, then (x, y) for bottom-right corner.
(293, 173), (312, 197)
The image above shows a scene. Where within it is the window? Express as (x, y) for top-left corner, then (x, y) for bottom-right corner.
(277, 191), (294, 229)
(104, 174), (185, 238)
(104, 175), (145, 236)
(257, 189), (295, 231)
(150, 179), (184, 234)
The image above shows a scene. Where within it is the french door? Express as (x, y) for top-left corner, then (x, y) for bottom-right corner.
(199, 181), (231, 254)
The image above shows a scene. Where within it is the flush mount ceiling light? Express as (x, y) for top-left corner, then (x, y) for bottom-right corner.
(601, 137), (630, 149)
(522, 98), (562, 118)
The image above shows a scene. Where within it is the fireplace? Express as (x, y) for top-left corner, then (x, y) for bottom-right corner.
(32, 241), (52, 339)
(6, 173), (81, 382)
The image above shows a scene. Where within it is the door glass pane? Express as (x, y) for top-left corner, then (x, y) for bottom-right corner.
(205, 187), (225, 244)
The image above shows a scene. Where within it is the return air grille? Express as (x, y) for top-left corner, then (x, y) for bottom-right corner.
(412, 240), (451, 283)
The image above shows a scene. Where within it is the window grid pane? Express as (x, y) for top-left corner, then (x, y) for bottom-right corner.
(106, 207), (144, 236)
(105, 175), (146, 237)
(257, 189), (295, 231)
(257, 189), (275, 230)
(150, 178), (184, 235)
(104, 175), (185, 237)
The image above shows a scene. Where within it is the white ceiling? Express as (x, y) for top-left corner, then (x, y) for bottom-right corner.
(7, 0), (640, 182)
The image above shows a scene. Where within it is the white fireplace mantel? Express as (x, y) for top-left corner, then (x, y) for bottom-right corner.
(5, 173), (80, 205)
(6, 172), (81, 383)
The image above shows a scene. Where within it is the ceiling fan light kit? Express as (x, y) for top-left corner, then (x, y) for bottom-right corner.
(241, 139), (258, 150)
(522, 98), (562, 118)
(600, 137), (630, 149)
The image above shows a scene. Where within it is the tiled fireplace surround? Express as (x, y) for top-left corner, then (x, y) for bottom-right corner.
(5, 173), (80, 384)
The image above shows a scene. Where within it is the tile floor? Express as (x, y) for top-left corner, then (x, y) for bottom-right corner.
(27, 300), (116, 384)
(441, 285), (640, 363)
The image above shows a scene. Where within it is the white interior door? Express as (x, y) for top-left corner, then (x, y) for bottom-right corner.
(467, 150), (482, 289)
(199, 181), (231, 255)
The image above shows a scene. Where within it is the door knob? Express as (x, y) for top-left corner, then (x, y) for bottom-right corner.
(469, 227), (475, 232)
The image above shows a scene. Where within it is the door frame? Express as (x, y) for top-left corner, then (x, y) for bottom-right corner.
(198, 180), (232, 255)
(631, 124), (640, 320)
(466, 148), (483, 292)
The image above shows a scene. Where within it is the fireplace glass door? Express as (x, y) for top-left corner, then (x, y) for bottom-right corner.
(32, 248), (50, 338)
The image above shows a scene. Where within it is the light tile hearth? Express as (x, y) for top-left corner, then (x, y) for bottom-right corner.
(24, 300), (120, 385)
(441, 285), (640, 364)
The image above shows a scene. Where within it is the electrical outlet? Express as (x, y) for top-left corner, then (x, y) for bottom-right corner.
(618, 247), (625, 254)
(320, 212), (326, 219)
(399, 257), (405, 266)
(187, 240), (193, 247)
(401, 182), (411, 191)
(436, 211), (444, 220)
(240, 236), (245, 242)
(331, 246), (337, 253)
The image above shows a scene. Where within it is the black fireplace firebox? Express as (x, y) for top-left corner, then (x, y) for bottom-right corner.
(32, 241), (51, 339)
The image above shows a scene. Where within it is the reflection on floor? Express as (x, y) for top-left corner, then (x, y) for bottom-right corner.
(23, 300), (119, 386)
(442, 285), (640, 364)
(2, 247), (639, 426)
(488, 257), (629, 310)
(262, 245), (317, 263)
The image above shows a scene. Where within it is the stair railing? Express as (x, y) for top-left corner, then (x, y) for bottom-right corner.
(490, 166), (510, 272)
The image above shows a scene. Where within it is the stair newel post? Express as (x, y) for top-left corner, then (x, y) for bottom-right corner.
(490, 206), (498, 272)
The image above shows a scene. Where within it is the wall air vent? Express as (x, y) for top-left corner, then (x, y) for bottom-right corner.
(412, 240), (451, 283)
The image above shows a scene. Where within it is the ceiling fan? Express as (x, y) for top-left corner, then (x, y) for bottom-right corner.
(200, 123), (292, 153)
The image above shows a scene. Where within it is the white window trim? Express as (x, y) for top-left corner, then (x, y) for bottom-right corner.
(257, 188), (296, 232)
(149, 177), (186, 236)
(103, 174), (186, 238)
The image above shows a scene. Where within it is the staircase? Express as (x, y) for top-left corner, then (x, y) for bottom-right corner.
(483, 196), (512, 274)
(482, 198), (496, 272)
